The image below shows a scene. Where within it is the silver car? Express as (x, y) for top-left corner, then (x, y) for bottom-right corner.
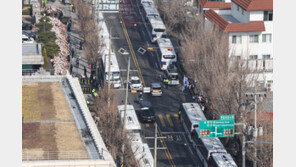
(151, 83), (162, 96)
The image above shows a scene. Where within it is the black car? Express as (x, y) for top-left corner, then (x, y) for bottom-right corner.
(139, 107), (156, 123)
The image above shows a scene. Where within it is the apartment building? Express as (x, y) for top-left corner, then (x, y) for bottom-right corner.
(203, 0), (273, 91)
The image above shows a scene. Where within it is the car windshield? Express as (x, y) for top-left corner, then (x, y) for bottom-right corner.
(169, 74), (178, 80)
(131, 79), (140, 84)
(153, 87), (161, 90)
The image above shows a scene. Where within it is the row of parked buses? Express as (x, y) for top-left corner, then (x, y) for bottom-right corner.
(118, 105), (154, 167)
(139, 0), (179, 85)
(180, 103), (238, 167)
(99, 13), (122, 89)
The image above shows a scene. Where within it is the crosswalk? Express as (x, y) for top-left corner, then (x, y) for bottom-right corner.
(144, 113), (180, 128)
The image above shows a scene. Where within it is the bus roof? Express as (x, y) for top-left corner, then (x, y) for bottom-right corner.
(129, 132), (154, 167)
(182, 103), (206, 125)
(148, 16), (166, 30)
(142, 2), (160, 17)
(102, 52), (120, 73)
(211, 153), (238, 167)
(118, 105), (141, 132)
(159, 47), (176, 56)
(199, 136), (228, 154)
(157, 38), (174, 48)
(141, 0), (154, 4)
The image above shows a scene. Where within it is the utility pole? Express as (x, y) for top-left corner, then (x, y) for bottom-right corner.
(154, 123), (158, 167)
(254, 82), (257, 167)
(108, 27), (112, 92)
(121, 56), (130, 165)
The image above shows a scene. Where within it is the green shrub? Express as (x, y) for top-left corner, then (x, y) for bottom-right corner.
(43, 42), (60, 58)
(22, 9), (30, 15)
(60, 17), (70, 25)
(42, 47), (49, 69)
(37, 31), (57, 44)
(36, 17), (53, 32)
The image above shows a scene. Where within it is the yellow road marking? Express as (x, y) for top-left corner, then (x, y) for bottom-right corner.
(119, 14), (146, 87)
(145, 123), (150, 127)
(157, 114), (166, 127)
(120, 13), (175, 167)
(166, 114), (174, 127)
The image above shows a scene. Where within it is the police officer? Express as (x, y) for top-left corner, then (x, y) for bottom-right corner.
(178, 110), (181, 120)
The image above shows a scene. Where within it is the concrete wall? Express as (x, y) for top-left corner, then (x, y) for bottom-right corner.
(231, 2), (250, 23)
(22, 160), (114, 167)
(249, 11), (264, 21)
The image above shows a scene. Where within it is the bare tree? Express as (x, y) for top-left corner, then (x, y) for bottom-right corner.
(94, 87), (137, 166)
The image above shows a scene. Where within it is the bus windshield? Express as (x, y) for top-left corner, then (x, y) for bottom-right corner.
(163, 55), (176, 59)
(154, 28), (165, 32)
(169, 74), (178, 80)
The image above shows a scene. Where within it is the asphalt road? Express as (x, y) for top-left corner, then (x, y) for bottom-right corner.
(102, 0), (203, 166)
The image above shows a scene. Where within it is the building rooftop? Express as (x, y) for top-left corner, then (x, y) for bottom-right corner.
(22, 43), (44, 65)
(199, 0), (231, 10)
(205, 9), (265, 32)
(232, 0), (273, 11)
(22, 75), (116, 167)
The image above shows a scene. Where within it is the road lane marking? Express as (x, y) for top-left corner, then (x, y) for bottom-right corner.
(120, 6), (176, 166)
(157, 114), (166, 127)
(166, 114), (174, 127)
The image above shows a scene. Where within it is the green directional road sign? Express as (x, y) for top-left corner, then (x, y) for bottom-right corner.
(198, 115), (235, 138)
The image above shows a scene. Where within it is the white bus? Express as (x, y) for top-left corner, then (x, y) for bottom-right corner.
(99, 13), (121, 88)
(129, 133), (154, 167)
(147, 16), (167, 43)
(179, 103), (206, 142)
(180, 102), (238, 167)
(157, 38), (177, 70)
(102, 53), (121, 88)
(141, 1), (160, 18)
(191, 129), (237, 167)
(118, 105), (141, 133)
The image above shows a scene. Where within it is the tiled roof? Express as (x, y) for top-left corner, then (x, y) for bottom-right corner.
(204, 9), (265, 32)
(232, 0), (273, 11)
(199, 0), (231, 10)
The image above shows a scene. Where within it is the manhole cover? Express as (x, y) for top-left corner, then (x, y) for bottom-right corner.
(137, 47), (146, 55)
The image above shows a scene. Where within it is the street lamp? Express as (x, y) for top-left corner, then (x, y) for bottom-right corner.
(43, 14), (46, 32)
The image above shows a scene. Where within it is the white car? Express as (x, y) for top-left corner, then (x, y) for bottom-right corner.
(22, 34), (35, 44)
(151, 83), (162, 96)
(129, 76), (143, 91)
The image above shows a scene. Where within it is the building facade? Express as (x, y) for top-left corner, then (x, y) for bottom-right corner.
(203, 0), (273, 91)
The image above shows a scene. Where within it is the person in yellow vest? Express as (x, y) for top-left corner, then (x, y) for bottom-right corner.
(86, 100), (90, 105)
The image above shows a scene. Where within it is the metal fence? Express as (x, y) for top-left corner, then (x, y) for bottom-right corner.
(22, 151), (92, 161)
(22, 69), (55, 76)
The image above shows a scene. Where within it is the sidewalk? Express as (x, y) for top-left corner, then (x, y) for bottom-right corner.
(46, 0), (92, 78)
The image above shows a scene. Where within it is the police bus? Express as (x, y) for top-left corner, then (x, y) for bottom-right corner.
(140, 1), (167, 42)
(129, 133), (154, 167)
(118, 105), (141, 133)
(102, 52), (121, 89)
(120, 105), (154, 167)
(180, 103), (238, 167)
(157, 38), (177, 70)
(191, 129), (237, 167)
(100, 14), (121, 89)
(179, 103), (206, 142)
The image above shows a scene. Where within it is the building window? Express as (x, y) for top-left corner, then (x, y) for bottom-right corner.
(262, 54), (271, 59)
(232, 35), (242, 44)
(249, 35), (259, 43)
(249, 55), (258, 60)
(262, 34), (272, 43)
(264, 11), (273, 21)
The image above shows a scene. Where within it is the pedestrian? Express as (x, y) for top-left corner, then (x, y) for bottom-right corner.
(84, 66), (87, 76)
(79, 41), (83, 50)
(66, 35), (70, 43)
(71, 47), (75, 58)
